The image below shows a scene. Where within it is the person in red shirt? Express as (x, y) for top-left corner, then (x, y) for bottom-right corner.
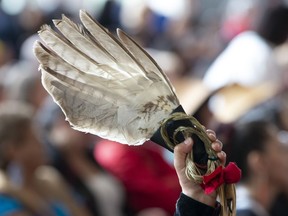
(94, 139), (181, 216)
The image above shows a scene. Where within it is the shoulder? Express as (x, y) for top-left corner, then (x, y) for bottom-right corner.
(229, 31), (271, 54)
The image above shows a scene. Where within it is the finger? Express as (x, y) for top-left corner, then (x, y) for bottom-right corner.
(206, 129), (216, 136)
(211, 139), (223, 152)
(217, 151), (226, 166)
(174, 138), (193, 170)
(207, 132), (217, 142)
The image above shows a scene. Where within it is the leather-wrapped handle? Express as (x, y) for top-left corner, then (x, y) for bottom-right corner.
(150, 105), (208, 167)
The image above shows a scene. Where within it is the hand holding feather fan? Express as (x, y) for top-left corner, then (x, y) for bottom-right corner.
(33, 10), (240, 216)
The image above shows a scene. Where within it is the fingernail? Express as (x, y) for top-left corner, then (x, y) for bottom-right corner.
(184, 137), (191, 145)
(208, 133), (216, 140)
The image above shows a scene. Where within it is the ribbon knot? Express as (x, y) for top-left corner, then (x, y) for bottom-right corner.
(200, 162), (241, 194)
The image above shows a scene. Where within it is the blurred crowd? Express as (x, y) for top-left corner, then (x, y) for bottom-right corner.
(1, 0), (288, 216)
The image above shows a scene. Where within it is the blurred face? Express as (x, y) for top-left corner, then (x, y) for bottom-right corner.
(12, 124), (47, 170)
(279, 103), (288, 131)
(262, 127), (288, 187)
(50, 116), (95, 153)
(30, 75), (48, 110)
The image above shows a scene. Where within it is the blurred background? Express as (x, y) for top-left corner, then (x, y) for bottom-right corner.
(1, 0), (288, 215)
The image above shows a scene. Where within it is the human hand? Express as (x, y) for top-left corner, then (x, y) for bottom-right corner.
(173, 129), (226, 207)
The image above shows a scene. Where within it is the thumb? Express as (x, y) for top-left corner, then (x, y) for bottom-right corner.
(174, 138), (193, 171)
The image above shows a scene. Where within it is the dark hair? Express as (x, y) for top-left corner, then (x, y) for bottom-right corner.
(226, 121), (274, 182)
(0, 101), (34, 169)
(256, 5), (288, 46)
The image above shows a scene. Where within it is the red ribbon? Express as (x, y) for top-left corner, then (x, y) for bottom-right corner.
(200, 162), (241, 194)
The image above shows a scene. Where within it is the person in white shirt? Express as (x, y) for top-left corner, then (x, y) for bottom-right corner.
(203, 5), (288, 92)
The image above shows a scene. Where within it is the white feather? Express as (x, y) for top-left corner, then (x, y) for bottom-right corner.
(34, 10), (179, 145)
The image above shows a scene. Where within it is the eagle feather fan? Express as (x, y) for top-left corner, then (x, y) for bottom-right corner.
(34, 10), (240, 216)
(34, 10), (179, 145)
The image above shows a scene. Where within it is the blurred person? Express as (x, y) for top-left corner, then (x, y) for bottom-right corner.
(274, 90), (288, 131)
(94, 139), (182, 216)
(119, 1), (169, 48)
(0, 101), (91, 216)
(0, 40), (14, 66)
(226, 120), (288, 216)
(203, 4), (288, 91)
(0, 7), (22, 60)
(97, 0), (122, 31)
(220, 0), (262, 42)
(162, 0), (227, 78)
(206, 82), (281, 139)
(236, 88), (288, 216)
(262, 90), (288, 216)
(172, 78), (216, 129)
(42, 101), (126, 216)
(1, 60), (47, 111)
